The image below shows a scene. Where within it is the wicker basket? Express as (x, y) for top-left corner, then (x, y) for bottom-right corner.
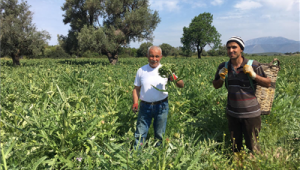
(255, 58), (280, 115)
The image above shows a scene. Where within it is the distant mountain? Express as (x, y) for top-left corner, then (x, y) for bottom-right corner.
(244, 37), (300, 54)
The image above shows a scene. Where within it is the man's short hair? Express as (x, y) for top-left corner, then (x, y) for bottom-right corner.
(147, 46), (162, 56)
(227, 36), (245, 50)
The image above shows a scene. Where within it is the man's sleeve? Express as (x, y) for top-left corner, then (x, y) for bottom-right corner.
(134, 68), (141, 86)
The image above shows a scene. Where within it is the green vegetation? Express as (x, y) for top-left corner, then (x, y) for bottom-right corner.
(245, 52), (283, 56)
(0, 0), (50, 65)
(1, 55), (299, 169)
(137, 42), (153, 57)
(158, 64), (176, 78)
(159, 43), (175, 57)
(61, 0), (160, 64)
(181, 12), (221, 59)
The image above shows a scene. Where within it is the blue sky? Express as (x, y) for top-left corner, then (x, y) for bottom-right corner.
(27, 0), (299, 48)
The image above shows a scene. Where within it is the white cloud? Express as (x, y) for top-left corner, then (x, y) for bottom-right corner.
(234, 1), (262, 10)
(218, 15), (243, 19)
(258, 0), (297, 11)
(180, 0), (207, 7)
(261, 14), (271, 19)
(211, 0), (224, 6)
(150, 0), (210, 11)
(149, 0), (180, 11)
(234, 0), (299, 12)
(190, 2), (207, 8)
(231, 0), (299, 21)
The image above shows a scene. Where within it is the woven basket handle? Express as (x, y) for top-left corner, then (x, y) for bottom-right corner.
(269, 58), (280, 70)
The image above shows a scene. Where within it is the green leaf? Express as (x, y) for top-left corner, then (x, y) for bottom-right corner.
(56, 84), (66, 102)
(151, 85), (168, 92)
(32, 156), (48, 170)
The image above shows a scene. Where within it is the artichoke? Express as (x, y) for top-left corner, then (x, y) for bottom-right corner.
(158, 64), (176, 78)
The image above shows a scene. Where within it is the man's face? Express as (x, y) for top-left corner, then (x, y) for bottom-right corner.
(227, 42), (243, 60)
(147, 48), (162, 68)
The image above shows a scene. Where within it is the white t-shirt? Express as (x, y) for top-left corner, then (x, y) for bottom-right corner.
(134, 63), (168, 102)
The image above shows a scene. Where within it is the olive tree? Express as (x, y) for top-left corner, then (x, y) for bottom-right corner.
(181, 12), (221, 59)
(63, 0), (160, 64)
(0, 0), (50, 65)
(60, 0), (104, 55)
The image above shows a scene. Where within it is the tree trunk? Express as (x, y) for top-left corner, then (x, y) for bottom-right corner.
(107, 53), (118, 65)
(197, 46), (203, 59)
(11, 51), (21, 66)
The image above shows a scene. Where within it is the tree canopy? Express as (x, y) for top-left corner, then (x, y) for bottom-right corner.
(0, 0), (51, 65)
(181, 12), (221, 59)
(62, 0), (160, 64)
(137, 42), (153, 57)
(159, 43), (173, 57)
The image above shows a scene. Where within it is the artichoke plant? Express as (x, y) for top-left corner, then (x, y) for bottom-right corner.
(158, 64), (176, 78)
(152, 64), (184, 94)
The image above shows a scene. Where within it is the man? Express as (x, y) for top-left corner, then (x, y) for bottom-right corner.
(213, 36), (271, 153)
(132, 46), (184, 148)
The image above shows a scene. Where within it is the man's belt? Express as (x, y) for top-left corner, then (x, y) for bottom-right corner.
(141, 97), (168, 105)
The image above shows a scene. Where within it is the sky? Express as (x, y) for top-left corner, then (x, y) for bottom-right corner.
(27, 0), (300, 48)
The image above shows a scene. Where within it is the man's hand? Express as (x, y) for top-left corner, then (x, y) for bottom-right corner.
(132, 103), (139, 113)
(169, 73), (178, 81)
(243, 65), (256, 80)
(218, 67), (228, 81)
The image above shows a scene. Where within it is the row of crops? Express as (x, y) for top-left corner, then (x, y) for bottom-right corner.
(1, 56), (299, 169)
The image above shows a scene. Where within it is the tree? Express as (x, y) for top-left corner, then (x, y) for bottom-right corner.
(172, 47), (180, 57)
(119, 46), (137, 57)
(217, 44), (227, 56)
(126, 47), (138, 57)
(0, 0), (51, 65)
(60, 0), (104, 55)
(159, 43), (173, 57)
(201, 48), (208, 56)
(137, 42), (153, 57)
(207, 49), (218, 56)
(63, 0), (160, 64)
(181, 12), (221, 59)
(179, 46), (192, 57)
(207, 44), (227, 57)
(44, 45), (70, 58)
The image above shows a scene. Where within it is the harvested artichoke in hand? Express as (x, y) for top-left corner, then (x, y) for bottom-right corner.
(158, 64), (176, 78)
(153, 63), (184, 94)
